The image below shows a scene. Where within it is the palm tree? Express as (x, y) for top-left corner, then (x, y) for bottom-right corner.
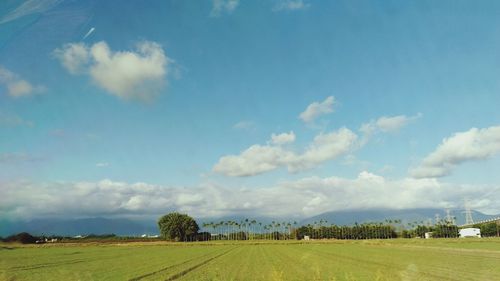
(202, 222), (209, 241)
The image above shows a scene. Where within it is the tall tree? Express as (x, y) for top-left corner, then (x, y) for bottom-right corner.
(158, 212), (199, 242)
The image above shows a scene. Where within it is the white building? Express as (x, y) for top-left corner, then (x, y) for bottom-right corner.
(424, 232), (433, 239)
(459, 228), (481, 238)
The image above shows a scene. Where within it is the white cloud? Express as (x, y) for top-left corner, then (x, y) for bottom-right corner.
(213, 144), (293, 177)
(54, 41), (171, 101)
(210, 0), (239, 17)
(299, 96), (335, 123)
(411, 126), (500, 178)
(289, 128), (358, 172)
(273, 0), (310, 11)
(0, 0), (62, 25)
(0, 66), (44, 98)
(2, 174), (499, 220)
(270, 131), (295, 145)
(213, 128), (358, 176)
(53, 43), (89, 74)
(96, 162), (109, 167)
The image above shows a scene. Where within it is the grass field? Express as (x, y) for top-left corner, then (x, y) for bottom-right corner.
(1, 239), (500, 281)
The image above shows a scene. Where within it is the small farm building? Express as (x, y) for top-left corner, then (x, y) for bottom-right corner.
(459, 228), (481, 238)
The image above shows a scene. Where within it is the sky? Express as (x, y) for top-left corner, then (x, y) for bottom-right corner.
(1, 0), (500, 221)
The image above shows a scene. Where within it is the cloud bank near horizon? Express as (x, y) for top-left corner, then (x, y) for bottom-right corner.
(2, 172), (499, 221)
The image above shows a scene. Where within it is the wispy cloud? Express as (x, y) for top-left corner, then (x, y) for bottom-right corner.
(411, 126), (500, 178)
(233, 120), (256, 131)
(0, 112), (33, 127)
(0, 0), (63, 25)
(0, 153), (44, 164)
(273, 0), (310, 11)
(83, 27), (95, 40)
(54, 41), (172, 102)
(299, 96), (335, 124)
(0, 66), (45, 98)
(210, 0), (239, 17)
(359, 113), (421, 145)
(96, 162), (109, 167)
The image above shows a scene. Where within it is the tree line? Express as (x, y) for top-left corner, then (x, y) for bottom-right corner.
(158, 213), (480, 241)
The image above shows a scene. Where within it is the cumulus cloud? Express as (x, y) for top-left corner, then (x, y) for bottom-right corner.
(0, 66), (44, 98)
(213, 128), (358, 177)
(299, 96), (335, 123)
(53, 43), (90, 74)
(273, 0), (310, 11)
(210, 0), (239, 17)
(54, 41), (171, 101)
(290, 128), (358, 172)
(411, 126), (500, 178)
(2, 174), (499, 220)
(0, 0), (62, 24)
(213, 145), (293, 177)
(270, 131), (295, 145)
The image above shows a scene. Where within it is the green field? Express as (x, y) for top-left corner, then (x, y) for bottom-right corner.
(1, 239), (500, 281)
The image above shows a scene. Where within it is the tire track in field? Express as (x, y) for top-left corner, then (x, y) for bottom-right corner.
(310, 246), (456, 280)
(305, 245), (480, 281)
(9, 259), (85, 271)
(164, 246), (238, 281)
(128, 247), (235, 281)
(370, 244), (500, 279)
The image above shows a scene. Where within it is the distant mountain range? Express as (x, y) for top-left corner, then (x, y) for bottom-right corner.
(1, 208), (498, 237)
(0, 217), (158, 237)
(301, 208), (499, 226)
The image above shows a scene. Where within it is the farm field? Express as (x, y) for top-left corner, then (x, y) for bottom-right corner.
(1, 239), (500, 281)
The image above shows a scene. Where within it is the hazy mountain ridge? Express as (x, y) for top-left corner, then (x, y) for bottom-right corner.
(301, 208), (499, 226)
(0, 217), (158, 237)
(1, 208), (498, 237)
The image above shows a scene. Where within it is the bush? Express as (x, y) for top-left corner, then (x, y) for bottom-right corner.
(3, 232), (39, 244)
(479, 223), (499, 237)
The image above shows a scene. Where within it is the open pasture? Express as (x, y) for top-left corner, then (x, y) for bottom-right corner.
(1, 239), (499, 281)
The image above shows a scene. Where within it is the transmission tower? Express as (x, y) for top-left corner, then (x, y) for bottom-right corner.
(435, 213), (441, 225)
(445, 209), (455, 225)
(464, 199), (474, 225)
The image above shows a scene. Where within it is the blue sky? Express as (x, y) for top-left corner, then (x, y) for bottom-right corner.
(1, 0), (500, 219)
